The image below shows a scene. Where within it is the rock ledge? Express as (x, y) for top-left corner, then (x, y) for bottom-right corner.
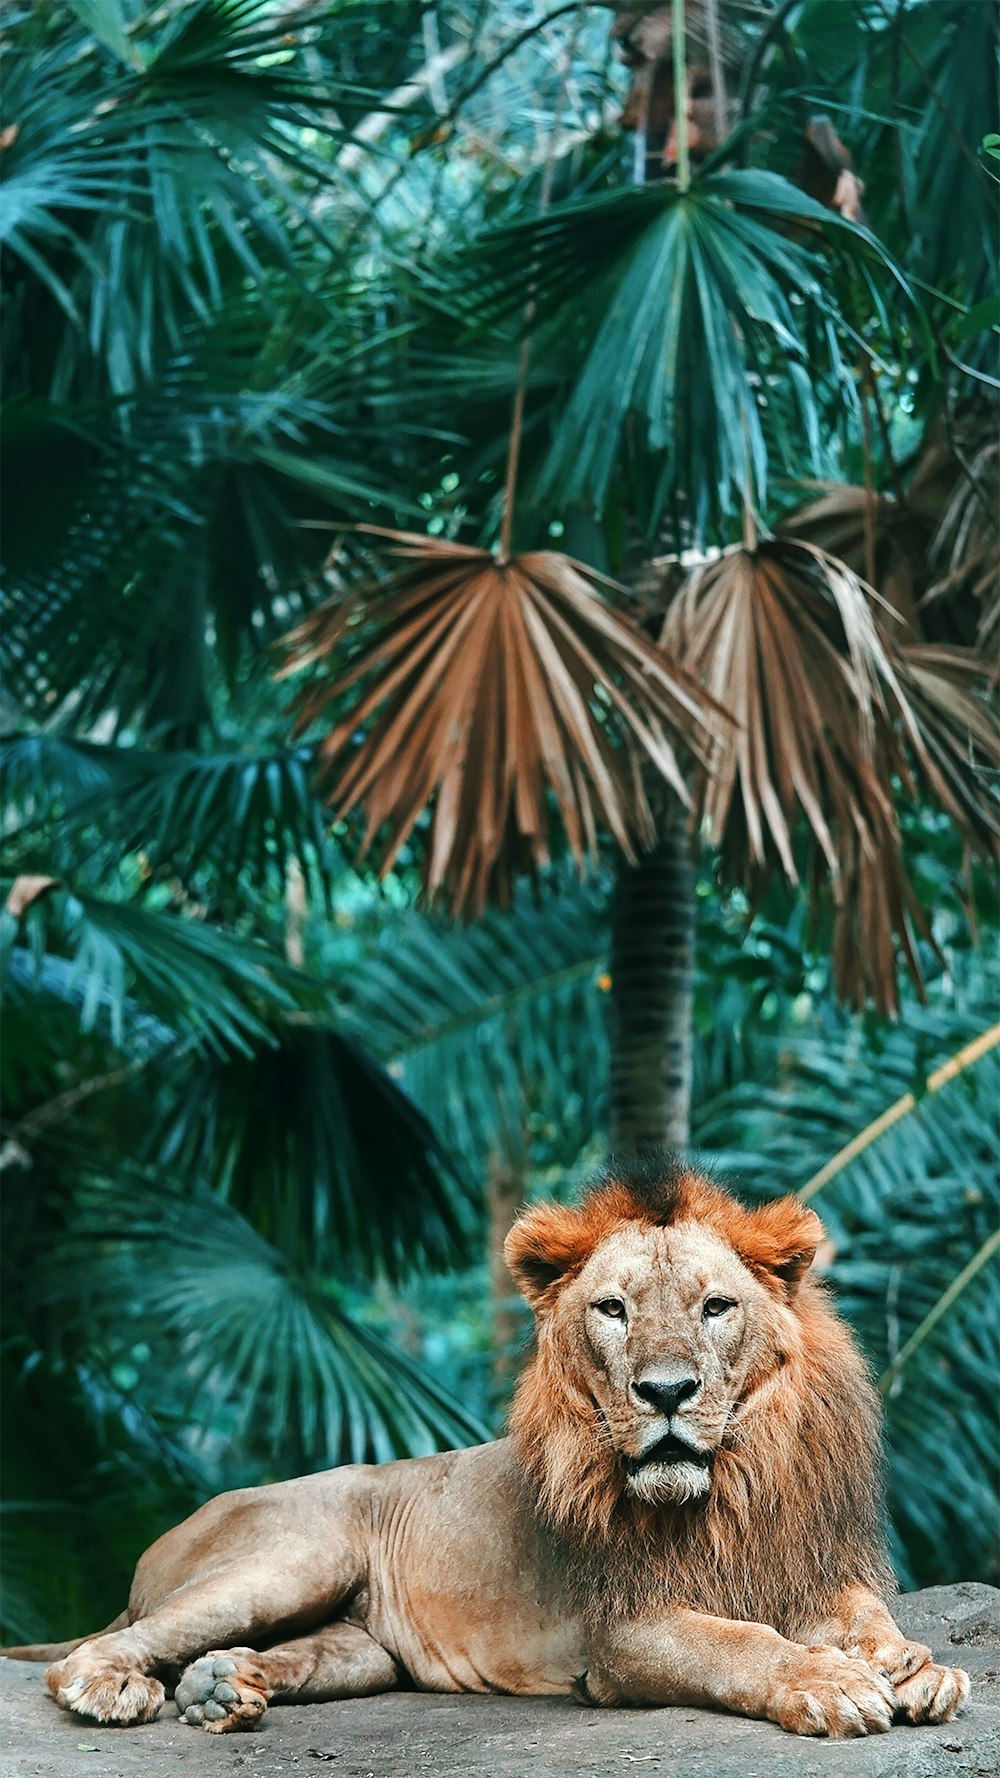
(2, 1585), (997, 1778)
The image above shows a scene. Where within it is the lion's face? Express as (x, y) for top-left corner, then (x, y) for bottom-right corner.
(506, 1171), (823, 1519)
(565, 1219), (777, 1504)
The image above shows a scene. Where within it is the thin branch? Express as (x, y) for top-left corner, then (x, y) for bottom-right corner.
(672, 0), (690, 191)
(797, 1022), (1000, 1204)
(416, 1), (588, 146)
(498, 15), (582, 560)
(336, 42), (464, 174)
(878, 1225), (1000, 1397)
(1, 1056), (154, 1170)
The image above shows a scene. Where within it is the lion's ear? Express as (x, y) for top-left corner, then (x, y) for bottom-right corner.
(741, 1198), (824, 1295)
(504, 1204), (591, 1308)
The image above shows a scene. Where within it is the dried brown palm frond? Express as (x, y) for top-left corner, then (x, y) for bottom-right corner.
(917, 435), (1000, 647)
(277, 532), (721, 916)
(785, 420), (1000, 650)
(659, 538), (998, 1012)
(892, 642), (999, 838)
(778, 483), (927, 639)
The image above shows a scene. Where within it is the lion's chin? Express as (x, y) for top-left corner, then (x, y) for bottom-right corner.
(624, 1460), (712, 1506)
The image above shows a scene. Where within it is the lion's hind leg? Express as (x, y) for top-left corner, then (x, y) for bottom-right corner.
(175, 1625), (399, 1733)
(46, 1544), (364, 1729)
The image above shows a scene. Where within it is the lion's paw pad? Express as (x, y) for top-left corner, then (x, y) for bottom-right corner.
(175, 1652), (268, 1733)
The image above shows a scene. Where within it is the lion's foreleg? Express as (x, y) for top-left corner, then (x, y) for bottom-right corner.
(807, 1583), (970, 1726)
(583, 1607), (896, 1738)
(174, 1624), (399, 1731)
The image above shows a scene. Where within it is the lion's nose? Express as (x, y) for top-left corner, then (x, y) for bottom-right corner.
(631, 1375), (700, 1416)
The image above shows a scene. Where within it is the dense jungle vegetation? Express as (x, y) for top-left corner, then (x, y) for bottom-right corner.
(1, 0), (997, 1637)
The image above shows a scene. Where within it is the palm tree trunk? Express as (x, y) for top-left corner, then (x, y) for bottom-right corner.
(608, 802), (695, 1152)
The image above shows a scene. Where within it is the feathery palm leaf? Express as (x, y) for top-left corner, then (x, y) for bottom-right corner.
(796, 1035), (1000, 1587)
(278, 532), (720, 914)
(344, 872), (611, 1165)
(658, 538), (998, 1010)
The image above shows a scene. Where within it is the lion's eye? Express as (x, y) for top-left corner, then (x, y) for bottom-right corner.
(594, 1298), (627, 1320)
(703, 1296), (736, 1319)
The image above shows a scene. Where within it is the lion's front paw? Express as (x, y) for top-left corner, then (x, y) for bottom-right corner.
(892, 1659), (970, 1725)
(175, 1650), (269, 1732)
(771, 1645), (895, 1738)
(46, 1652), (164, 1725)
(844, 1630), (971, 1725)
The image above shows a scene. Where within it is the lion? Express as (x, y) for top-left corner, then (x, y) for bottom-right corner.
(3, 1160), (969, 1740)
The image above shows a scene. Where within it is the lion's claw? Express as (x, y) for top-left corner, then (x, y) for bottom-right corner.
(175, 1649), (269, 1732)
(892, 1659), (970, 1725)
(845, 1631), (970, 1725)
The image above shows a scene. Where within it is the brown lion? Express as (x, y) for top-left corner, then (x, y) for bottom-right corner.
(3, 1161), (969, 1739)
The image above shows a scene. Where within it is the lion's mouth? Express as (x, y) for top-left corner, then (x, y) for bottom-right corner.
(624, 1434), (712, 1475)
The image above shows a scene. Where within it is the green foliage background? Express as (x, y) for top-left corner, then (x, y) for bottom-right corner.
(1, 0), (997, 1639)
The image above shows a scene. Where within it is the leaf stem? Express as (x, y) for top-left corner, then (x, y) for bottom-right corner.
(673, 0), (690, 191)
(498, 17), (581, 561)
(798, 1022), (1000, 1204)
(878, 1226), (1000, 1396)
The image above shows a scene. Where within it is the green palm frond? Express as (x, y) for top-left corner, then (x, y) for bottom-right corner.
(153, 1025), (477, 1280)
(1, 310), (403, 731)
(0, 1345), (212, 1643)
(41, 1175), (488, 1468)
(455, 168), (910, 524)
(2, 877), (314, 1054)
(343, 874), (611, 1166)
(1, 1), (354, 395)
(692, 970), (999, 1189)
(3, 734), (336, 905)
(693, 995), (999, 1584)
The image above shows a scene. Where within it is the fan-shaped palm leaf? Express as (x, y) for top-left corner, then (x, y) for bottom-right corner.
(2, 877), (315, 1054)
(154, 1025), (476, 1281)
(783, 417), (1000, 652)
(658, 538), (998, 1010)
(40, 1176), (488, 1467)
(2, 1), (352, 395)
(3, 734), (335, 905)
(455, 169), (907, 523)
(278, 532), (720, 914)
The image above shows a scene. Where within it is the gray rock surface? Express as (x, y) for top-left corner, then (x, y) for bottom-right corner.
(1, 1586), (997, 1778)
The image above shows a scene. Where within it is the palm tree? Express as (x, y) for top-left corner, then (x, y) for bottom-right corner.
(275, 0), (997, 1145)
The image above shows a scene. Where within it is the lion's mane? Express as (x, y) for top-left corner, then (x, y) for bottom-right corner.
(508, 1160), (893, 1641)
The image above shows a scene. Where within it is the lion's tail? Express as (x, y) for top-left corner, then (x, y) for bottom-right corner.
(0, 1611), (128, 1662)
